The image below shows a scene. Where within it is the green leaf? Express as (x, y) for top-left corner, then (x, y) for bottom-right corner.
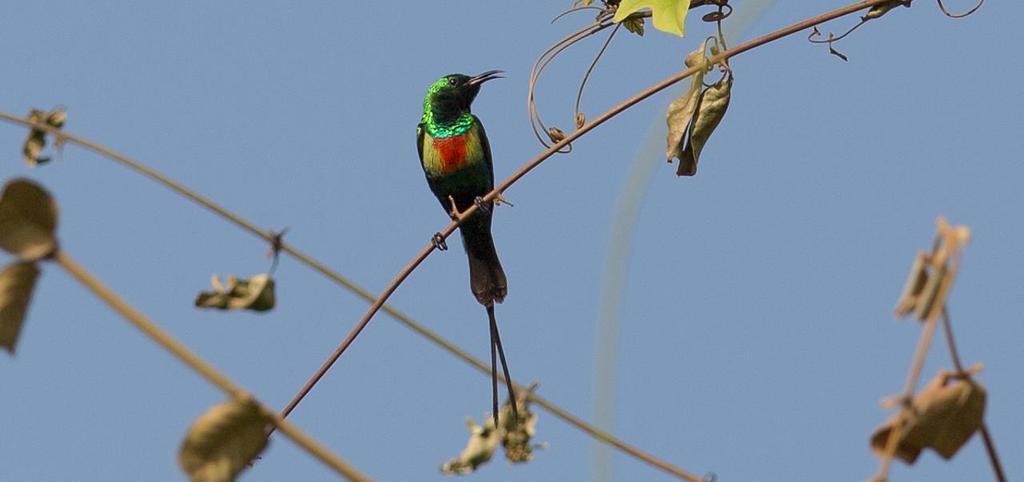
(195, 274), (275, 312)
(0, 261), (40, 354)
(0, 179), (59, 261)
(678, 72), (733, 176)
(179, 398), (270, 482)
(440, 416), (499, 475)
(613, 0), (692, 37)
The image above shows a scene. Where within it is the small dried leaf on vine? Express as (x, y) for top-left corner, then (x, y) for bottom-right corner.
(179, 398), (270, 482)
(622, 17), (645, 36)
(893, 251), (929, 318)
(863, 1), (908, 20)
(0, 179), (59, 261)
(612, 0), (692, 37)
(909, 217), (970, 322)
(22, 108), (66, 166)
(677, 73), (733, 176)
(0, 261), (40, 354)
(665, 86), (701, 166)
(195, 274), (275, 312)
(440, 416), (499, 475)
(501, 384), (544, 463)
(870, 372), (986, 463)
(546, 127), (567, 143)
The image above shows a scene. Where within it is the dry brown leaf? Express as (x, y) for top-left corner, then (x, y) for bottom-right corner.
(666, 88), (703, 173)
(501, 383), (544, 463)
(179, 398), (270, 482)
(678, 72), (733, 176)
(666, 39), (710, 173)
(893, 217), (970, 322)
(0, 261), (40, 354)
(440, 416), (499, 475)
(546, 127), (567, 143)
(0, 179), (59, 261)
(195, 274), (275, 312)
(871, 371), (986, 463)
(893, 251), (929, 317)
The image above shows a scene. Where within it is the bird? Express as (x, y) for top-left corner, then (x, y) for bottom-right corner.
(416, 70), (519, 427)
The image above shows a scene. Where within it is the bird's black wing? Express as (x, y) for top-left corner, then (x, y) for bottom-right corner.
(473, 115), (495, 188)
(416, 122), (425, 166)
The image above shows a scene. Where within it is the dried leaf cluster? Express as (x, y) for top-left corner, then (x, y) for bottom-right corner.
(893, 217), (970, 322)
(0, 179), (58, 354)
(441, 384), (545, 475)
(195, 273), (276, 312)
(870, 218), (999, 480)
(871, 368), (986, 463)
(666, 38), (733, 176)
(22, 107), (66, 166)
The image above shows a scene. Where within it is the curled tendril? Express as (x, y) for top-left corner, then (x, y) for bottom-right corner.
(528, 1), (732, 151)
(572, 22), (621, 134)
(806, 1), (892, 61)
(936, 0), (985, 18)
(267, 228), (288, 275)
(528, 11), (615, 152)
(551, 4), (606, 24)
(700, 0), (733, 23)
(807, 16), (869, 62)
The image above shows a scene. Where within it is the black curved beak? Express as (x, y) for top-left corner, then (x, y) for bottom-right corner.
(468, 70), (505, 86)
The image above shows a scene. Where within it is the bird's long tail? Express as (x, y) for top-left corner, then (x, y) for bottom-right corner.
(487, 304), (518, 428)
(459, 212), (507, 306)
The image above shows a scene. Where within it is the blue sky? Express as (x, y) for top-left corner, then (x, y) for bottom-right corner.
(1, 1), (1021, 481)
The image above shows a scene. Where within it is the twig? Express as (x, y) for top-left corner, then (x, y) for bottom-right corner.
(940, 308), (1007, 482)
(574, 23), (622, 126)
(283, 0), (910, 427)
(0, 113), (697, 479)
(52, 250), (370, 482)
(873, 315), (940, 482)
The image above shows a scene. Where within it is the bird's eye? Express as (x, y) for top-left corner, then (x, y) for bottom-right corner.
(448, 77), (458, 86)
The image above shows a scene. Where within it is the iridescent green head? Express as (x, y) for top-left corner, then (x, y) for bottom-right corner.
(423, 70), (503, 123)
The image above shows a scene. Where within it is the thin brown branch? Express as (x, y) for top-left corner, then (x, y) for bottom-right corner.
(52, 250), (370, 482)
(873, 315), (940, 482)
(0, 113), (696, 479)
(283, 0), (908, 428)
(940, 308), (1007, 482)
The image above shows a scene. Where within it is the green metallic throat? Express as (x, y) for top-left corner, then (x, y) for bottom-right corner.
(421, 110), (475, 138)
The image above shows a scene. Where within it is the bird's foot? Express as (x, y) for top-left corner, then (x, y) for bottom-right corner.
(473, 196), (491, 215)
(447, 195), (463, 220)
(431, 232), (448, 251)
(494, 192), (514, 208)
